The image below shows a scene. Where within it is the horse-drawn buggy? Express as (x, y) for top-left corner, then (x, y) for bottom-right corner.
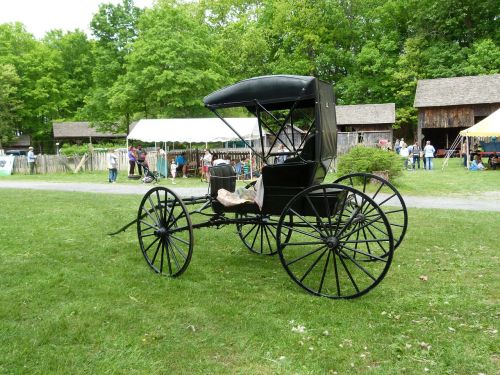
(116, 75), (407, 299)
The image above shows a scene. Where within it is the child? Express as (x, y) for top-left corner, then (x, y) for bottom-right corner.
(170, 158), (177, 184)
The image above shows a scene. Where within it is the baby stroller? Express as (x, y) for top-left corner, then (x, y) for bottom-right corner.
(137, 161), (160, 184)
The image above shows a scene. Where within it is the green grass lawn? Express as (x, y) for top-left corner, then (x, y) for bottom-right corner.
(0, 189), (497, 374)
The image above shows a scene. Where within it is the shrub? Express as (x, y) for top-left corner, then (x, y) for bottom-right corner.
(336, 145), (403, 180)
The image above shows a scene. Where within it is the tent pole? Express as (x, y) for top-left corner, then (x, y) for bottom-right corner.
(249, 149), (253, 179)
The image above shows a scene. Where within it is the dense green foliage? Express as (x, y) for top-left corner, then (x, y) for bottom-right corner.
(337, 145), (403, 179)
(0, 0), (498, 148)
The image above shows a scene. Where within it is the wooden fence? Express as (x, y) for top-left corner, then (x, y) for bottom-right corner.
(10, 132), (390, 175)
(10, 148), (261, 175)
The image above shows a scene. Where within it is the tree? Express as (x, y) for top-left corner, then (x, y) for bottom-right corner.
(0, 64), (23, 147)
(43, 30), (95, 119)
(82, 0), (143, 132)
(110, 0), (225, 120)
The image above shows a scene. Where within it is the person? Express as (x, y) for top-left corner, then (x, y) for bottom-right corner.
(423, 140), (436, 170)
(394, 139), (400, 154)
(412, 142), (421, 169)
(275, 144), (288, 164)
(127, 146), (137, 176)
(107, 149), (118, 183)
(170, 158), (177, 184)
(136, 145), (147, 176)
(488, 154), (498, 170)
(156, 147), (167, 177)
(460, 140), (467, 168)
(27, 146), (36, 175)
(234, 159), (243, 179)
(243, 157), (251, 179)
(469, 155), (485, 171)
(201, 149), (212, 182)
(175, 152), (188, 178)
(400, 144), (409, 169)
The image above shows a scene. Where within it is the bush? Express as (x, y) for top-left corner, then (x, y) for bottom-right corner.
(336, 145), (403, 180)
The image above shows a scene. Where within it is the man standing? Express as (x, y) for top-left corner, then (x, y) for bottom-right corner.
(424, 140), (436, 170)
(27, 146), (36, 175)
(136, 145), (147, 176)
(107, 149), (118, 183)
(412, 142), (421, 169)
(175, 152), (188, 178)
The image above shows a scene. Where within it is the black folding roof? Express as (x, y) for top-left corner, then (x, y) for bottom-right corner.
(203, 75), (317, 110)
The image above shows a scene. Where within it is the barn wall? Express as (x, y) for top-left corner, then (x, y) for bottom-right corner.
(417, 103), (500, 146)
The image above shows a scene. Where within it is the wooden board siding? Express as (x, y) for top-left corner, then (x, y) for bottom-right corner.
(418, 104), (500, 129)
(419, 106), (474, 129)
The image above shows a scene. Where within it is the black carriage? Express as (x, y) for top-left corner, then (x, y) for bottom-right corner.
(119, 75), (408, 299)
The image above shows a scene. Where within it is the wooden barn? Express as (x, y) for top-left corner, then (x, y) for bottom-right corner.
(336, 103), (396, 133)
(335, 104), (395, 155)
(53, 122), (127, 145)
(414, 74), (500, 150)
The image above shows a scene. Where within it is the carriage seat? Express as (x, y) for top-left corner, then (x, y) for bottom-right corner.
(260, 161), (322, 215)
(209, 164), (236, 198)
(283, 134), (316, 163)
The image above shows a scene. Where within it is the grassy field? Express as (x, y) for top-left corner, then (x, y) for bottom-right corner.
(2, 156), (499, 196)
(0, 189), (498, 374)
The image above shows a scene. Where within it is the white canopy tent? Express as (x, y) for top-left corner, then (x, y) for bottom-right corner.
(127, 117), (262, 143)
(443, 109), (500, 169)
(127, 117), (264, 179)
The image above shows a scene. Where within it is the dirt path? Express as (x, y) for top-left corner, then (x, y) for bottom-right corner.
(1, 180), (500, 212)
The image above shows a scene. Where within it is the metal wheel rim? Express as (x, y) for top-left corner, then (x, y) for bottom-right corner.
(137, 186), (193, 277)
(277, 183), (394, 299)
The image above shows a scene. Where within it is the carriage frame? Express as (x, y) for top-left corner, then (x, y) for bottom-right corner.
(116, 75), (408, 299)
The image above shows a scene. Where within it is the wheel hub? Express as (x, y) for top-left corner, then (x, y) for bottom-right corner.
(353, 213), (365, 224)
(155, 227), (168, 238)
(325, 236), (339, 250)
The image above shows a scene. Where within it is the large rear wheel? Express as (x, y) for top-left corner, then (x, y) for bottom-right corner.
(137, 187), (193, 277)
(277, 184), (394, 299)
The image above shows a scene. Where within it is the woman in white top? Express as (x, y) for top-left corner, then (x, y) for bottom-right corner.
(423, 141), (436, 170)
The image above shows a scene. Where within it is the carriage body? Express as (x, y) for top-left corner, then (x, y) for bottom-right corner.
(125, 75), (408, 299)
(204, 75), (339, 216)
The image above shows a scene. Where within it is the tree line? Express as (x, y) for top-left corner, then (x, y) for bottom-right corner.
(1, 0), (498, 148)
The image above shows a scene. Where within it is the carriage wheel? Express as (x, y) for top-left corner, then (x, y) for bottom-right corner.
(236, 213), (283, 255)
(235, 181), (290, 256)
(137, 186), (193, 277)
(334, 173), (407, 250)
(276, 184), (394, 299)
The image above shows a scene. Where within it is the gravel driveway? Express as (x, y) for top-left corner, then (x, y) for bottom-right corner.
(1, 180), (499, 212)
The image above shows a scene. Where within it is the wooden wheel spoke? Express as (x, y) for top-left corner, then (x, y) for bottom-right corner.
(318, 250), (331, 294)
(299, 248), (327, 282)
(337, 248), (377, 281)
(285, 245), (326, 266)
(339, 243), (388, 262)
(337, 251), (360, 293)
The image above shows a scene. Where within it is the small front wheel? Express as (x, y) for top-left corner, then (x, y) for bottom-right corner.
(137, 187), (193, 277)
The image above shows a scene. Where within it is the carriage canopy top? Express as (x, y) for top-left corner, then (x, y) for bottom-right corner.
(203, 75), (337, 166)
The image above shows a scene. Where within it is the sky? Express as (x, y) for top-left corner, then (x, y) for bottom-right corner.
(0, 0), (155, 39)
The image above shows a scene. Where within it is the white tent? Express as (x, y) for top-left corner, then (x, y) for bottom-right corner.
(127, 117), (262, 143)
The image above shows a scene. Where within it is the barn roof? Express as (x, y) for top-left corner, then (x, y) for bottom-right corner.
(414, 74), (500, 108)
(336, 103), (395, 125)
(53, 122), (126, 138)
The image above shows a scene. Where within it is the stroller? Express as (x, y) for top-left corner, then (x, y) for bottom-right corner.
(137, 161), (160, 184)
